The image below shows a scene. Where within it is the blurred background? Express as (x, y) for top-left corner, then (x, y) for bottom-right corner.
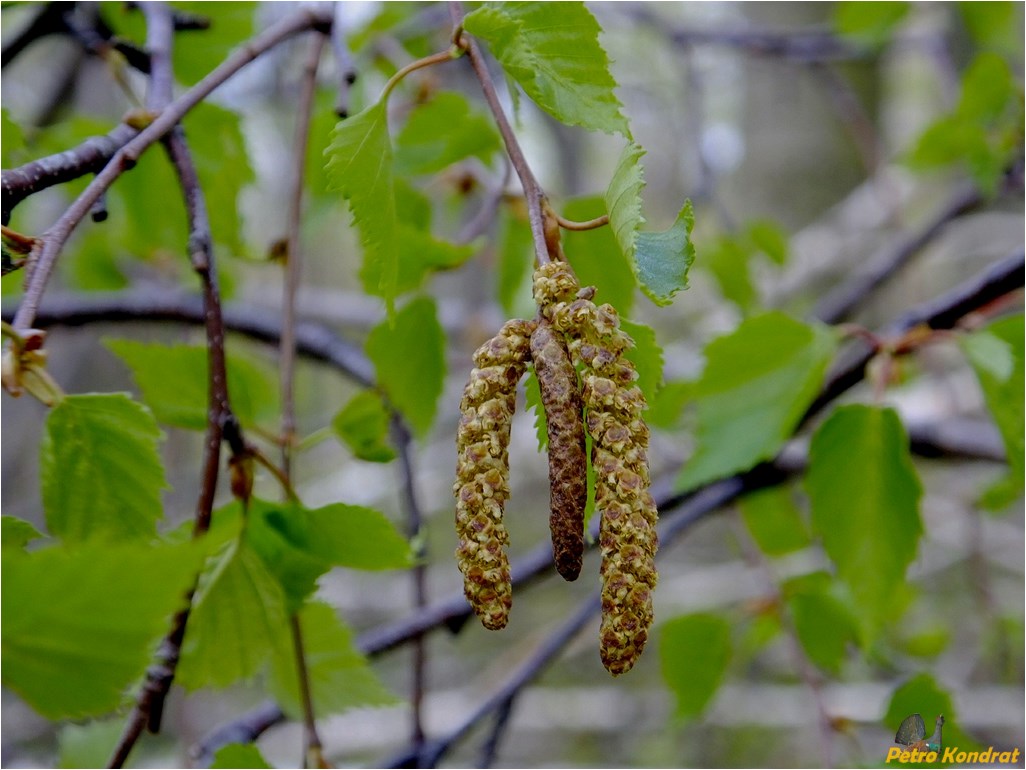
(2, 2), (1023, 767)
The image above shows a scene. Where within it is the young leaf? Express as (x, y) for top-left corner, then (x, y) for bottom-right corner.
(1, 515), (44, 551)
(211, 744), (273, 770)
(834, 1), (909, 47)
(105, 340), (279, 430)
(960, 314), (1024, 508)
(365, 296), (445, 437)
(806, 405), (923, 640)
(41, 393), (167, 543)
(58, 719), (124, 770)
(884, 673), (979, 753)
(462, 2), (629, 136)
(606, 142), (695, 306)
(2, 542), (199, 720)
(332, 390), (397, 463)
(394, 91), (501, 175)
(268, 602), (398, 720)
(620, 319), (663, 404)
(785, 582), (858, 675)
(659, 613), (732, 719)
(176, 539), (289, 690)
(325, 102), (398, 312)
(646, 380), (695, 430)
(633, 201), (696, 307)
(1, 108), (27, 166)
(739, 485), (811, 557)
(524, 367), (548, 451)
(562, 196), (635, 316)
(303, 502), (412, 570)
(676, 313), (836, 491)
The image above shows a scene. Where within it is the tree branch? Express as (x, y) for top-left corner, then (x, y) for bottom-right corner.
(454, 4), (550, 267)
(6, 4), (332, 333)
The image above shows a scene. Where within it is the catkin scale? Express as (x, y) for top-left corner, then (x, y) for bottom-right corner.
(533, 261), (659, 676)
(454, 319), (536, 630)
(530, 321), (587, 582)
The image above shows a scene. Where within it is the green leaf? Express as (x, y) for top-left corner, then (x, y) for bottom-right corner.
(303, 502), (412, 571)
(703, 235), (756, 312)
(659, 613), (732, 719)
(958, 53), (1016, 124)
(739, 486), (810, 556)
(394, 91), (501, 175)
(496, 203), (535, 317)
(884, 673), (979, 753)
(746, 219), (789, 265)
(58, 719), (124, 770)
(211, 744), (273, 770)
(784, 580), (858, 675)
(523, 367), (548, 451)
(620, 319), (663, 404)
(177, 538), (289, 689)
(325, 102), (398, 312)
(605, 143), (695, 306)
(462, 2), (629, 136)
(185, 103), (255, 257)
(562, 196), (635, 316)
(634, 201), (696, 307)
(365, 296), (445, 437)
(269, 602), (398, 720)
(958, 2), (1020, 55)
(1, 108), (27, 166)
(806, 405), (923, 640)
(646, 380), (695, 430)
(677, 313), (836, 491)
(834, 2), (909, 46)
(395, 226), (475, 294)
(2, 542), (199, 720)
(333, 390), (397, 463)
(105, 340), (279, 430)
(961, 314), (1024, 508)
(41, 393), (167, 543)
(1, 516), (44, 550)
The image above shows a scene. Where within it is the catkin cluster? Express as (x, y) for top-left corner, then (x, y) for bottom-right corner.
(453, 259), (657, 676)
(534, 261), (659, 676)
(454, 318), (536, 630)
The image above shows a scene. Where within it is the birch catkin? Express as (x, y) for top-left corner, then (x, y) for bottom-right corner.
(530, 321), (587, 582)
(454, 318), (536, 630)
(534, 261), (659, 676)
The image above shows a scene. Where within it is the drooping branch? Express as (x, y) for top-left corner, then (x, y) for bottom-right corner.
(6, 4), (332, 334)
(10, 252), (1020, 764)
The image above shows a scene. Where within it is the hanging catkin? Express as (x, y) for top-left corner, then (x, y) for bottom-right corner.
(454, 318), (536, 630)
(530, 320), (587, 582)
(533, 261), (659, 676)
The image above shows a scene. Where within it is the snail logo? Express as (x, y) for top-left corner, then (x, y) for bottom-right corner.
(895, 713), (945, 753)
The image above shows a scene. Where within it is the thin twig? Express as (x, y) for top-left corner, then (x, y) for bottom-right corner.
(454, 4), (550, 267)
(381, 47), (459, 101)
(391, 417), (430, 761)
(478, 697), (516, 768)
(730, 514), (836, 767)
(278, 31), (329, 770)
(330, 2), (358, 118)
(108, 6), (246, 765)
(7, 5), (331, 334)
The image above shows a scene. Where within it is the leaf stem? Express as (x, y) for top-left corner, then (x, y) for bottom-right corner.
(380, 47), (461, 102)
(554, 212), (610, 232)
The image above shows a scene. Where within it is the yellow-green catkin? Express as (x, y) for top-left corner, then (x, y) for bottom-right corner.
(533, 261), (659, 675)
(454, 318), (536, 630)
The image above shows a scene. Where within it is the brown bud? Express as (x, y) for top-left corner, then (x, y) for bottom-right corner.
(530, 321), (587, 582)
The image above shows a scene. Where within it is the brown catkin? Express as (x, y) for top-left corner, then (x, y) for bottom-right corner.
(454, 318), (536, 630)
(530, 321), (587, 582)
(534, 261), (659, 676)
